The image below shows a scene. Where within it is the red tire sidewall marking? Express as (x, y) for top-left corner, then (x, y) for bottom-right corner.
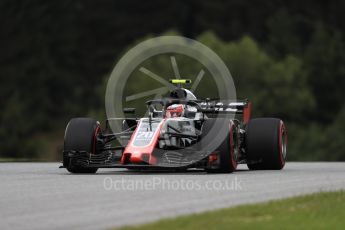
(229, 122), (237, 169)
(278, 121), (286, 167)
(93, 125), (101, 154)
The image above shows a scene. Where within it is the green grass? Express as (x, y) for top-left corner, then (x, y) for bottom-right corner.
(117, 191), (345, 230)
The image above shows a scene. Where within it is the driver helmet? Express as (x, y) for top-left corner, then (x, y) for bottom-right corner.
(166, 104), (184, 118)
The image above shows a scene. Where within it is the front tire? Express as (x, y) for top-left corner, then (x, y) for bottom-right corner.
(246, 118), (287, 170)
(63, 118), (100, 174)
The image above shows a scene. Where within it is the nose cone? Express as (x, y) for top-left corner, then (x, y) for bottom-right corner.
(130, 152), (144, 163)
(130, 152), (150, 164)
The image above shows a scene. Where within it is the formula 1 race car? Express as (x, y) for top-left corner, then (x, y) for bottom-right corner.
(61, 79), (287, 173)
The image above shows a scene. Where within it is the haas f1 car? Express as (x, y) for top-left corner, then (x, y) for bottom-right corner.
(62, 79), (287, 173)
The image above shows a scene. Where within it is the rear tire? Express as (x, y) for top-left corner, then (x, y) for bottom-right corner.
(246, 118), (287, 170)
(201, 119), (238, 173)
(63, 118), (100, 174)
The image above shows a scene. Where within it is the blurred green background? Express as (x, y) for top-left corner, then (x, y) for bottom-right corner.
(1, 0), (344, 161)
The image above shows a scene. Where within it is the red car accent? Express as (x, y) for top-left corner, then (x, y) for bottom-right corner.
(243, 102), (252, 124)
(121, 119), (165, 164)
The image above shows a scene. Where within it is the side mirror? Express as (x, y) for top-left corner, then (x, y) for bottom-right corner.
(123, 108), (136, 114)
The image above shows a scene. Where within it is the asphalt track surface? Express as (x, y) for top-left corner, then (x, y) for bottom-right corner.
(1, 162), (344, 230)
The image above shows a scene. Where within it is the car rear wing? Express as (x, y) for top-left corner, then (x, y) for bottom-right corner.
(199, 99), (252, 124)
(146, 98), (252, 124)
